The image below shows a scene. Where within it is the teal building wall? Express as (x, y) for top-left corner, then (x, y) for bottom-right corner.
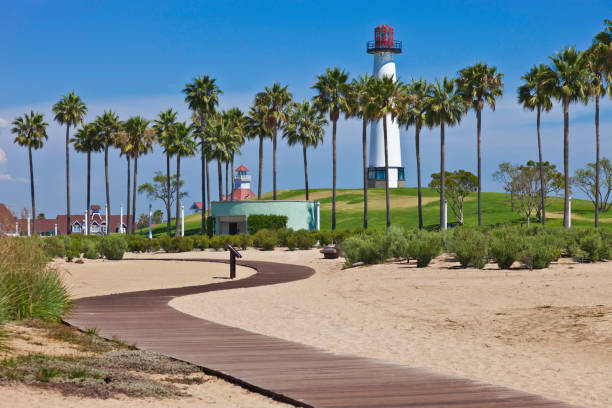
(210, 200), (320, 234)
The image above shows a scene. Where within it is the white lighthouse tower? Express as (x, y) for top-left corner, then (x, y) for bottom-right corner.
(367, 25), (405, 188)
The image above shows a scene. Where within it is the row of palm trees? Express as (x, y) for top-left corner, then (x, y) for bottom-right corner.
(10, 19), (612, 234)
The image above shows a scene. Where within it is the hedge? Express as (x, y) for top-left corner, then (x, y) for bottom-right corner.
(247, 214), (288, 234)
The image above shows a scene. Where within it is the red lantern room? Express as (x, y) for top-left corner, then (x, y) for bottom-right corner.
(367, 24), (402, 54)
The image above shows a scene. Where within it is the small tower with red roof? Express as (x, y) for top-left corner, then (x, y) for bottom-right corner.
(224, 165), (255, 201)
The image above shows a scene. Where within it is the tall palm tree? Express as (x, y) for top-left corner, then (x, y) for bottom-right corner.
(116, 128), (133, 233)
(346, 74), (377, 229)
(398, 79), (432, 229)
(183, 75), (222, 233)
(589, 21), (612, 227)
(283, 100), (327, 200)
(95, 110), (120, 233)
(518, 64), (555, 226)
(456, 63), (504, 226)
(169, 122), (197, 236)
(245, 103), (272, 199)
(72, 122), (102, 234)
(52, 91), (87, 234)
(11, 111), (48, 234)
(223, 107), (246, 199)
(312, 67), (349, 229)
(125, 116), (153, 233)
(549, 47), (590, 228)
(153, 109), (178, 235)
(371, 76), (403, 229)
(255, 83), (293, 200)
(208, 115), (234, 201)
(425, 77), (466, 230)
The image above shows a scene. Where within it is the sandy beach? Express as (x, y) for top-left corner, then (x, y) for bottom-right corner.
(168, 249), (612, 408)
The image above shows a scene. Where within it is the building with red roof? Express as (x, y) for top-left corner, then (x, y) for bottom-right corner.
(222, 165), (255, 201)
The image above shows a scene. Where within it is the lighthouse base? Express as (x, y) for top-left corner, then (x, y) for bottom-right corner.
(367, 167), (405, 189)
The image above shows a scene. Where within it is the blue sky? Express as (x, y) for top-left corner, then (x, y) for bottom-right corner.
(1, 1), (611, 219)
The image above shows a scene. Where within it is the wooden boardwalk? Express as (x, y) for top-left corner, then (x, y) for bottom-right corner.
(65, 258), (580, 408)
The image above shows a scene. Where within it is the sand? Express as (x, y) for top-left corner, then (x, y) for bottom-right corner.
(170, 249), (612, 408)
(1, 254), (289, 408)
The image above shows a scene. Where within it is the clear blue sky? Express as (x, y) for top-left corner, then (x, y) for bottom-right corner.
(1, 1), (611, 219)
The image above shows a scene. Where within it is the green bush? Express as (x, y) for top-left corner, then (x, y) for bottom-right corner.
(125, 235), (148, 253)
(387, 226), (409, 259)
(275, 228), (293, 247)
(294, 229), (316, 250)
(0, 238), (72, 321)
(84, 247), (98, 259)
(452, 229), (488, 269)
(286, 235), (297, 251)
(97, 235), (128, 260)
(195, 235), (209, 250)
(41, 236), (67, 258)
(236, 234), (252, 250)
(490, 229), (525, 269)
(205, 217), (216, 237)
(340, 232), (389, 265)
(316, 230), (333, 247)
(158, 235), (173, 252)
(261, 237), (276, 251)
(568, 230), (611, 262)
(209, 235), (230, 251)
(252, 229), (276, 248)
(407, 231), (442, 268)
(520, 241), (560, 269)
(172, 236), (194, 252)
(247, 214), (288, 234)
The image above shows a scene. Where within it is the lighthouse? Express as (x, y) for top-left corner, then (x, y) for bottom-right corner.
(366, 25), (405, 188)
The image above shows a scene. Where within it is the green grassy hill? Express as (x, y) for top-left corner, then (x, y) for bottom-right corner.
(138, 188), (611, 236)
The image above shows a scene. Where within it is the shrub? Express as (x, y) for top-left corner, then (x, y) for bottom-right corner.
(41, 236), (67, 258)
(125, 236), (148, 253)
(520, 241), (560, 269)
(452, 229), (488, 269)
(205, 217), (216, 237)
(387, 226), (409, 259)
(286, 235), (297, 251)
(261, 237), (276, 251)
(275, 228), (293, 247)
(340, 232), (389, 265)
(208, 236), (224, 251)
(252, 229), (276, 248)
(97, 235), (128, 260)
(197, 235), (209, 250)
(0, 238), (72, 321)
(294, 229), (316, 250)
(65, 247), (80, 262)
(84, 247), (98, 260)
(407, 231), (442, 267)
(236, 234), (252, 250)
(172, 236), (194, 252)
(247, 214), (288, 234)
(158, 235), (173, 252)
(316, 230), (333, 247)
(490, 230), (525, 269)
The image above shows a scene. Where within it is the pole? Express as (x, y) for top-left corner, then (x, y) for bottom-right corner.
(54, 223), (57, 236)
(105, 204), (109, 235)
(120, 203), (124, 233)
(568, 196), (572, 229)
(27, 212), (31, 236)
(148, 204), (153, 240)
(230, 251), (236, 279)
(443, 199), (448, 230)
(181, 203), (185, 237)
(15, 221), (18, 236)
(84, 210), (88, 235)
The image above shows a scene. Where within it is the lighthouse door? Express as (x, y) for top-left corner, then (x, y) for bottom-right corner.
(229, 222), (238, 235)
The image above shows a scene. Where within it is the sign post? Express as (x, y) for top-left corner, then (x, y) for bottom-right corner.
(226, 244), (242, 279)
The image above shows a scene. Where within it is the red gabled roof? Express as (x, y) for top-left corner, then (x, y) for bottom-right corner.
(235, 165), (248, 172)
(191, 202), (203, 210)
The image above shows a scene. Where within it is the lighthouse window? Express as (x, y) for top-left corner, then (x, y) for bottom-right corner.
(377, 169), (386, 180)
(398, 168), (405, 180)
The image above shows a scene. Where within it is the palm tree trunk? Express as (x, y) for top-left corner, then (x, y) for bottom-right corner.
(225, 161), (229, 200)
(105, 145), (110, 235)
(28, 146), (37, 234)
(536, 107), (546, 227)
(176, 155), (181, 237)
(415, 122), (423, 229)
(477, 107), (482, 226)
(273, 128), (278, 200)
(332, 119), (337, 230)
(302, 141), (309, 200)
(217, 159), (223, 201)
(126, 156), (131, 234)
(258, 135), (263, 200)
(200, 139), (206, 233)
(362, 116), (368, 229)
(206, 159), (211, 211)
(440, 123), (446, 231)
(383, 115), (390, 229)
(595, 91), (600, 228)
(65, 125), (71, 235)
(563, 98), (570, 228)
(231, 154), (235, 201)
(86, 151), (91, 233)
(132, 155), (138, 234)
(166, 152), (171, 236)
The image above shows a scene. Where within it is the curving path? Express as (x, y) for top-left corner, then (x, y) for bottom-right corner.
(65, 258), (580, 408)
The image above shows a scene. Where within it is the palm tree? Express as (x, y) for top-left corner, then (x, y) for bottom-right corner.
(52, 91), (87, 234)
(255, 83), (293, 200)
(588, 21), (612, 227)
(169, 122), (197, 236)
(95, 110), (121, 233)
(371, 75), (403, 229)
(312, 67), (349, 229)
(183, 75), (222, 233)
(425, 77), (466, 230)
(398, 79), (432, 229)
(518, 64), (555, 226)
(11, 111), (48, 234)
(223, 107), (246, 199)
(125, 116), (153, 233)
(283, 100), (327, 200)
(153, 109), (178, 235)
(346, 74), (377, 229)
(456, 63), (504, 226)
(208, 115), (234, 201)
(549, 47), (590, 228)
(116, 128), (133, 233)
(245, 103), (272, 199)
(72, 122), (102, 234)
